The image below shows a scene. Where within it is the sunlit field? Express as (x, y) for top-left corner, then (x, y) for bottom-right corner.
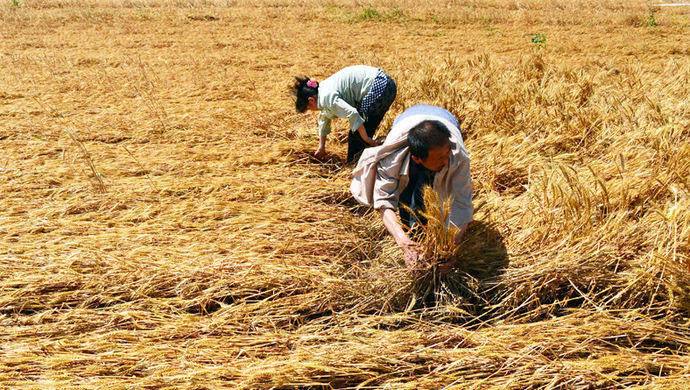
(1, 0), (689, 387)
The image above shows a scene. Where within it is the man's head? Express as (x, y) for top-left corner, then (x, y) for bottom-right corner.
(408, 120), (452, 172)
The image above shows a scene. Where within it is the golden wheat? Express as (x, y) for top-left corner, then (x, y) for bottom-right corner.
(1, 0), (689, 388)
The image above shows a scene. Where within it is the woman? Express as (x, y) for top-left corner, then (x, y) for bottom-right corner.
(292, 65), (397, 163)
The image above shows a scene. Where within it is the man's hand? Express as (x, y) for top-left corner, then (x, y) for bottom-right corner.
(453, 224), (469, 245)
(398, 237), (422, 270)
(380, 208), (424, 270)
(439, 224), (469, 274)
(437, 258), (456, 274)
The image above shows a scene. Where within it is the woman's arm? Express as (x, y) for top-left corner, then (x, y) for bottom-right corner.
(315, 113), (332, 158)
(357, 124), (379, 146)
(330, 97), (370, 135)
(314, 134), (328, 158)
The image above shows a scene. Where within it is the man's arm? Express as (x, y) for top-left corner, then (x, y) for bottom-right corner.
(381, 208), (421, 269)
(373, 150), (422, 269)
(449, 154), (473, 239)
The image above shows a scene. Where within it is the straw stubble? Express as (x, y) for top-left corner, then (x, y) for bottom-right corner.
(1, 0), (689, 388)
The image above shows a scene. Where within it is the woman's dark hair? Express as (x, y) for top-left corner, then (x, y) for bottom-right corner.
(291, 76), (318, 113)
(408, 120), (451, 160)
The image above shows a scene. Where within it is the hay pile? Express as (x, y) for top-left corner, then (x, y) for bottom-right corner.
(1, 0), (689, 388)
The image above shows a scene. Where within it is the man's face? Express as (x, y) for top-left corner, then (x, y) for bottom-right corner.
(412, 142), (451, 172)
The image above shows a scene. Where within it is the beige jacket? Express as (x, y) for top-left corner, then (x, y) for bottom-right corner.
(350, 105), (473, 228)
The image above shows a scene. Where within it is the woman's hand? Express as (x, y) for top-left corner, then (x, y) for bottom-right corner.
(357, 125), (381, 147)
(314, 146), (327, 159)
(367, 137), (383, 147)
(314, 136), (328, 159)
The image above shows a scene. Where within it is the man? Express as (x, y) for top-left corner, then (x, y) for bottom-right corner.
(350, 104), (473, 268)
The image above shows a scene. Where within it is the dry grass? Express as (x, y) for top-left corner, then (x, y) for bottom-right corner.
(1, 0), (689, 388)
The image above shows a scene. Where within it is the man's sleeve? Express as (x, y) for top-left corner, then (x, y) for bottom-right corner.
(331, 97), (365, 134)
(449, 156), (473, 228)
(373, 154), (401, 211)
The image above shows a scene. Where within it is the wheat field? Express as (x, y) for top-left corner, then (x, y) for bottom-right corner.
(1, 0), (689, 388)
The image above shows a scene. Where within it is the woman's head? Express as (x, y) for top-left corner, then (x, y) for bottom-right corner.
(292, 76), (319, 113)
